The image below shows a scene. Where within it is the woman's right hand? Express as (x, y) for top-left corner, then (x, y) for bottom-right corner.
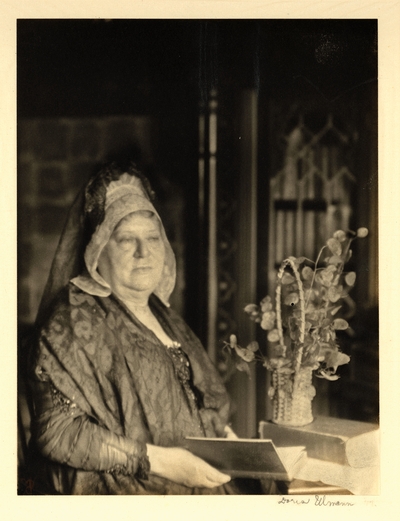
(146, 444), (231, 489)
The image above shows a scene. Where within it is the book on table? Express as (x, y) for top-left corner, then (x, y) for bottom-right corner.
(184, 437), (306, 481)
(259, 416), (379, 467)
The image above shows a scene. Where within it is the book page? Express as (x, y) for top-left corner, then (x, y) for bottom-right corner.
(275, 446), (306, 475)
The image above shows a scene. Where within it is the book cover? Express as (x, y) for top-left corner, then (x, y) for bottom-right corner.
(184, 437), (306, 481)
(259, 416), (379, 467)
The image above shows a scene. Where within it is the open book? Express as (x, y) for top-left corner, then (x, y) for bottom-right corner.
(184, 437), (306, 480)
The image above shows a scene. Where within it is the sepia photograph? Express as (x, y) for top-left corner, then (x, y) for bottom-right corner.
(14, 17), (381, 499)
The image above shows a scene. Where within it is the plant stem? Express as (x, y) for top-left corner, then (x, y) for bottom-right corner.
(305, 245), (327, 309)
(276, 258), (306, 374)
(288, 258), (306, 374)
(336, 238), (354, 277)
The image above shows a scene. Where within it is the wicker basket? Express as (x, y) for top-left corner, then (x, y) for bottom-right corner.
(269, 366), (315, 426)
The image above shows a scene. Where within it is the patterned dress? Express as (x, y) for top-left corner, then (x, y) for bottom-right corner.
(29, 283), (240, 494)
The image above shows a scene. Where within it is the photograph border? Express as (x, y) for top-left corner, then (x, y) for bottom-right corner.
(1, 1), (399, 519)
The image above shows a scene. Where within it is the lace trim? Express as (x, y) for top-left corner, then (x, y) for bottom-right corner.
(167, 346), (205, 434)
(105, 455), (150, 479)
(49, 381), (77, 416)
(164, 340), (182, 349)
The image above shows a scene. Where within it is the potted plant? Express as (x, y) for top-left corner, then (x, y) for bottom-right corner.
(226, 227), (369, 427)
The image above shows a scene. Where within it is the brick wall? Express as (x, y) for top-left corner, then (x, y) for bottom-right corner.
(18, 116), (185, 324)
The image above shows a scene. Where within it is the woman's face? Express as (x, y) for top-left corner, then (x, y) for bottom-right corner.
(97, 212), (165, 297)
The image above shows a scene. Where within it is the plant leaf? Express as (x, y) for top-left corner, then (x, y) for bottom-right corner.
(328, 255), (343, 266)
(333, 230), (347, 242)
(246, 341), (259, 352)
(236, 359), (251, 376)
(260, 311), (276, 330)
(356, 227), (368, 238)
(284, 292), (299, 306)
(260, 296), (273, 312)
(234, 346), (255, 362)
(244, 303), (258, 314)
(330, 305), (342, 316)
(301, 266), (314, 281)
(327, 238), (342, 256)
(328, 286), (342, 302)
(345, 272), (356, 286)
(323, 348), (350, 370)
(316, 370), (340, 381)
(282, 273), (295, 285)
(320, 268), (336, 286)
(267, 329), (280, 343)
(333, 352), (351, 368)
(325, 264), (337, 273)
(332, 318), (349, 330)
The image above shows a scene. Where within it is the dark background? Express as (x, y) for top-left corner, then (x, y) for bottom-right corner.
(17, 20), (378, 441)
(17, 17), (377, 322)
(18, 19), (377, 118)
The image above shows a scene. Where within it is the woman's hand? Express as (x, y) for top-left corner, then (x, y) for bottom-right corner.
(146, 444), (231, 489)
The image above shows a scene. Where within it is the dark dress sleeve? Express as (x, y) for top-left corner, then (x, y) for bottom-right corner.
(30, 376), (149, 478)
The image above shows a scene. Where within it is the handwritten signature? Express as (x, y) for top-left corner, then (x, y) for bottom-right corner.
(278, 495), (355, 506)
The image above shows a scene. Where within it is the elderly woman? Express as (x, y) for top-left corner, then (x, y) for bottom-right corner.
(28, 162), (269, 495)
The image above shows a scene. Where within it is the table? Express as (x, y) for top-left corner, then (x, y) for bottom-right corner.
(259, 416), (379, 495)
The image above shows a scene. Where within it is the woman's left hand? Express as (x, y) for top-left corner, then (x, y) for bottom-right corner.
(146, 445), (231, 488)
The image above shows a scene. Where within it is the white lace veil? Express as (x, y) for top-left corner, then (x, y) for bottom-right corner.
(35, 166), (176, 326)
